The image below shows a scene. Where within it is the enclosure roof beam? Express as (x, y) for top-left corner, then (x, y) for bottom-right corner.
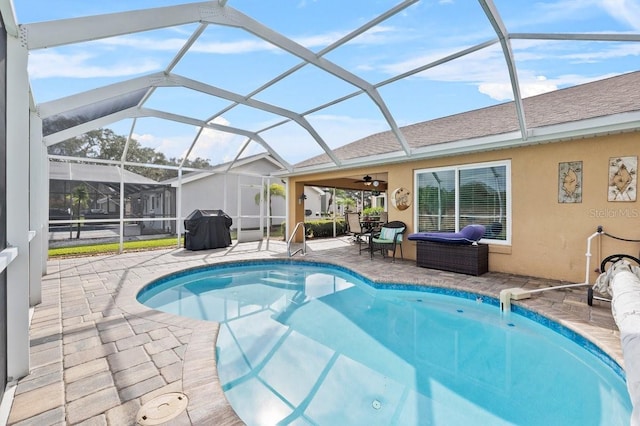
(48, 154), (204, 172)
(510, 33), (640, 42)
(200, 4), (412, 157)
(37, 73), (167, 118)
(134, 108), (293, 172)
(206, 0), (419, 152)
(169, 74), (341, 166)
(37, 70), (338, 167)
(25, 0), (417, 167)
(21, 2), (213, 50)
(42, 103), (295, 173)
(43, 108), (138, 146)
(0, 0), (18, 37)
(478, 0), (528, 141)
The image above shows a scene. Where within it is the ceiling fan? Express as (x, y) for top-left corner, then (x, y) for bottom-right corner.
(354, 174), (385, 187)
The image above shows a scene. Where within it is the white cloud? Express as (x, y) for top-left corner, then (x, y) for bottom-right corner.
(564, 42), (640, 62)
(132, 117), (246, 164)
(478, 77), (558, 101)
(309, 114), (389, 148)
(482, 0), (640, 33)
(133, 133), (192, 161)
(600, 0), (640, 30)
(92, 34), (276, 54)
(188, 119), (246, 162)
(382, 45), (516, 101)
(92, 22), (412, 55)
(28, 51), (160, 79)
(93, 35), (187, 51)
(377, 29), (640, 102)
(476, 83), (514, 101)
(191, 39), (276, 54)
(293, 31), (351, 49)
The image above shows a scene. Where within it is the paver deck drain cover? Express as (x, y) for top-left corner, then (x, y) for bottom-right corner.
(137, 392), (188, 425)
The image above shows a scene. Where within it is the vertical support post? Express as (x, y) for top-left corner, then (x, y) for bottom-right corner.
(28, 113), (44, 306)
(222, 173), (227, 213)
(118, 167), (125, 253)
(265, 177), (270, 249)
(118, 119), (136, 254)
(6, 31), (30, 380)
(236, 177), (242, 240)
(263, 177), (268, 239)
(176, 168), (182, 248)
(283, 177), (289, 241)
(332, 187), (337, 237)
(41, 140), (49, 275)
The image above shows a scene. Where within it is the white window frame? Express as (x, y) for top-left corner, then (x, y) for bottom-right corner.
(413, 159), (511, 245)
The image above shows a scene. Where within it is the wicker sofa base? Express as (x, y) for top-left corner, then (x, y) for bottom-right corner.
(416, 241), (488, 276)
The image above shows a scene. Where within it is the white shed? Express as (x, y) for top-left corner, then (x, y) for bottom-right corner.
(166, 154), (287, 241)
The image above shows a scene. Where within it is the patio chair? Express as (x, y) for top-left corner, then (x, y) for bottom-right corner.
(345, 212), (371, 254)
(370, 220), (406, 262)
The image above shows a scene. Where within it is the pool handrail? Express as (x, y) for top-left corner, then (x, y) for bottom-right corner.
(287, 221), (307, 257)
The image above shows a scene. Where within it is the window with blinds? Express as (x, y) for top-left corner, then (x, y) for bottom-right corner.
(415, 161), (509, 242)
(416, 169), (456, 232)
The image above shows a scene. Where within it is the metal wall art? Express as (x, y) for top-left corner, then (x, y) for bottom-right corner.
(558, 161), (582, 203)
(608, 156), (637, 202)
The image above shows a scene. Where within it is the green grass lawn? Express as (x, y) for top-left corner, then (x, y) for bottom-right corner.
(48, 237), (185, 258)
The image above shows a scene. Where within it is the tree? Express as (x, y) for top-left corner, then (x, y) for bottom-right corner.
(337, 196), (356, 212)
(325, 188), (350, 215)
(70, 184), (90, 239)
(49, 128), (213, 181)
(255, 183), (286, 229)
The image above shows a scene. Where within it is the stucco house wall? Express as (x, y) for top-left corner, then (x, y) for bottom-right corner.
(300, 186), (325, 218)
(288, 131), (639, 283)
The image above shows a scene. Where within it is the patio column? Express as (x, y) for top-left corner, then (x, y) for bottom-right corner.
(290, 181), (306, 242)
(5, 29), (31, 380)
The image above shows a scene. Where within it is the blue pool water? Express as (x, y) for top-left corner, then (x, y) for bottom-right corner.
(138, 261), (632, 426)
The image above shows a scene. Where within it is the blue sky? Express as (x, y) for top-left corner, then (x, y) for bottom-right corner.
(15, 0), (640, 166)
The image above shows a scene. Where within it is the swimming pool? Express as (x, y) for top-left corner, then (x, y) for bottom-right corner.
(138, 260), (632, 425)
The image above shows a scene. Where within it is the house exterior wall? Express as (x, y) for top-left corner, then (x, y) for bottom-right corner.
(300, 188), (324, 218)
(288, 131), (639, 283)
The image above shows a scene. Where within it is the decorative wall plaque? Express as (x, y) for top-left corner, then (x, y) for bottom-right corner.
(558, 161), (582, 203)
(391, 187), (411, 211)
(608, 156), (637, 202)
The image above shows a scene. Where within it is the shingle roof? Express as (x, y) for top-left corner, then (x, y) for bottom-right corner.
(295, 71), (640, 168)
(161, 152), (284, 185)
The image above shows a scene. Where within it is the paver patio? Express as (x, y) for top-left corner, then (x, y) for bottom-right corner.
(5, 237), (621, 425)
